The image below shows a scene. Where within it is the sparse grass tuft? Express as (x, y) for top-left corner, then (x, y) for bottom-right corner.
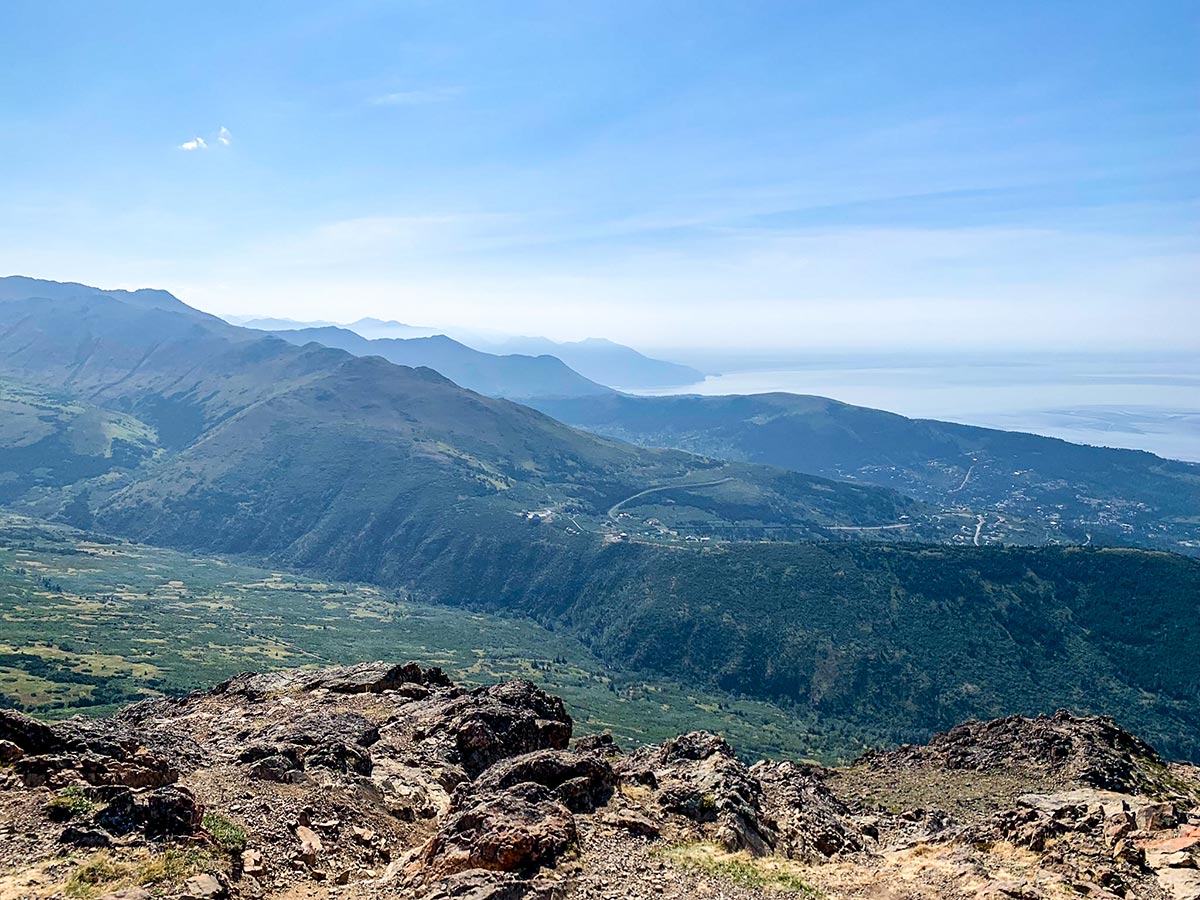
(202, 811), (247, 853)
(657, 842), (825, 896)
(63, 853), (130, 899)
(63, 848), (216, 899)
(46, 785), (96, 822)
(134, 847), (214, 883)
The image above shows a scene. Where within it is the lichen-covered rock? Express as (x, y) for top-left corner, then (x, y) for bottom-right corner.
(618, 731), (779, 855)
(0, 709), (61, 755)
(2, 662), (1198, 900)
(180, 872), (228, 900)
(407, 680), (573, 778)
(751, 760), (865, 859)
(414, 869), (563, 900)
(856, 711), (1166, 793)
(304, 661), (454, 694)
(140, 784), (202, 837)
(302, 739), (374, 775)
(473, 749), (615, 813)
(416, 782), (578, 878)
(573, 732), (620, 756)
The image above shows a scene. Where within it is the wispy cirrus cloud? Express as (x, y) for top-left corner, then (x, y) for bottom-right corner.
(369, 87), (460, 107)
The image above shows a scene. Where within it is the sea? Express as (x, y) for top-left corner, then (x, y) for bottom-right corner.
(627, 352), (1200, 463)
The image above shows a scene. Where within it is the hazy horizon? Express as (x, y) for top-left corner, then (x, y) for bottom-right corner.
(2, 2), (1197, 351)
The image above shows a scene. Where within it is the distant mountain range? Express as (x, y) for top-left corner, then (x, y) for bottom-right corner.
(265, 326), (612, 399)
(227, 314), (335, 330)
(224, 313), (703, 390)
(469, 336), (704, 389)
(228, 314), (440, 340)
(3, 275), (1200, 760)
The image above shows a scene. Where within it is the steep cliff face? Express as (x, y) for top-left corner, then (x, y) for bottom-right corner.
(0, 663), (1197, 900)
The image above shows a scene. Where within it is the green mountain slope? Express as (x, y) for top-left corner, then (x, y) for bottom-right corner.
(0, 379), (159, 505)
(96, 353), (931, 573)
(266, 326), (612, 398)
(529, 393), (1200, 554)
(0, 514), (839, 760)
(0, 277), (927, 545)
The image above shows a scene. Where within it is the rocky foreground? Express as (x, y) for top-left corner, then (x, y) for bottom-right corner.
(0, 663), (1198, 900)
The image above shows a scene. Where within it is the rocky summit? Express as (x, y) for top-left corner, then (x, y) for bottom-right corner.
(0, 663), (1198, 900)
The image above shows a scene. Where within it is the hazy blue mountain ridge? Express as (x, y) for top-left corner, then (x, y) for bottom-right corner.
(477, 335), (704, 389)
(265, 326), (613, 398)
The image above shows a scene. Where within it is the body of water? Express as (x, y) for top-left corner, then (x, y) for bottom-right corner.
(628, 353), (1200, 462)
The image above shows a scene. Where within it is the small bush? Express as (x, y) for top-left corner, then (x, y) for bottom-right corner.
(202, 811), (247, 853)
(46, 785), (97, 822)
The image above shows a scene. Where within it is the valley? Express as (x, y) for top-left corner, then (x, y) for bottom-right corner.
(0, 514), (853, 762)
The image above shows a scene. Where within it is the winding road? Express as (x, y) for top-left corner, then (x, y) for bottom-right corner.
(951, 464), (975, 493)
(827, 523), (915, 532)
(606, 477), (735, 519)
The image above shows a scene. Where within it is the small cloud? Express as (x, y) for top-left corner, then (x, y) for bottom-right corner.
(369, 87), (460, 107)
(177, 127), (232, 151)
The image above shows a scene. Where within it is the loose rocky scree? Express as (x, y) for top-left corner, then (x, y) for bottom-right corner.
(0, 662), (1197, 899)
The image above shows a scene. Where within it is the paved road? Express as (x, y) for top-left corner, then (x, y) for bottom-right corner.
(827, 523), (915, 531)
(606, 477), (735, 519)
(951, 464), (975, 493)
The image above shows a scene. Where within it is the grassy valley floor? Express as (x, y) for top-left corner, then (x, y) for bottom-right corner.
(0, 514), (864, 763)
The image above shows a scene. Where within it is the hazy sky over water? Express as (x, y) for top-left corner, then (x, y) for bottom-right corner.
(1, 1), (1196, 349)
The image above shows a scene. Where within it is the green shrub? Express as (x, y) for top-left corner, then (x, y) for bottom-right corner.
(202, 811), (247, 853)
(46, 785), (96, 822)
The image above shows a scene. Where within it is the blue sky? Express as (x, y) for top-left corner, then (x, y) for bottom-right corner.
(1, 1), (1196, 350)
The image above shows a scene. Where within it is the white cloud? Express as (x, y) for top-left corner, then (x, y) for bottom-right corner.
(369, 87), (460, 107)
(178, 127), (231, 151)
